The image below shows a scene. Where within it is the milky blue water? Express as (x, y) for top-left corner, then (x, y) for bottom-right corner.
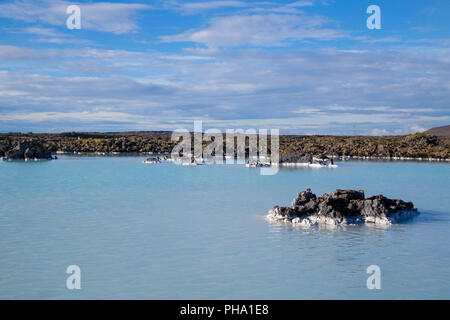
(0, 156), (449, 299)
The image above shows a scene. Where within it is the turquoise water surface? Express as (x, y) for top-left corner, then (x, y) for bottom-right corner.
(0, 156), (449, 299)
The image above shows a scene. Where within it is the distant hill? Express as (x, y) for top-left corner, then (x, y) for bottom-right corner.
(425, 125), (450, 136)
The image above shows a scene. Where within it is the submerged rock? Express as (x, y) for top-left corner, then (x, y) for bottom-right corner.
(267, 189), (418, 227)
(246, 160), (271, 168)
(4, 141), (54, 160)
(143, 156), (161, 164)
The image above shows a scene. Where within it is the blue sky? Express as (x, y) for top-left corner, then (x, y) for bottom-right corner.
(0, 0), (449, 134)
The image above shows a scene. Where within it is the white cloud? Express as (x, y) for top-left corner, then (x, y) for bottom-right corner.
(371, 128), (388, 136)
(161, 13), (343, 47)
(165, 1), (317, 15)
(0, 0), (151, 34)
(14, 27), (92, 44)
(23, 27), (60, 37)
(171, 1), (248, 14)
(0, 45), (41, 59)
(287, 1), (315, 7)
(80, 2), (151, 34)
(1, 111), (140, 122)
(410, 125), (426, 133)
(293, 107), (322, 114)
(0, 45), (449, 134)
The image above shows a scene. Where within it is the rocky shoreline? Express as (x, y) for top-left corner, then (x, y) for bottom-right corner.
(267, 189), (418, 227)
(2, 141), (55, 161)
(0, 131), (449, 162)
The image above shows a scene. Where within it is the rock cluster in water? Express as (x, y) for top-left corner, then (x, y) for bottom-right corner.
(267, 189), (418, 226)
(3, 141), (54, 160)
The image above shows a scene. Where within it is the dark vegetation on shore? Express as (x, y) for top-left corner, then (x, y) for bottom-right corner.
(1, 130), (449, 160)
(279, 133), (449, 160)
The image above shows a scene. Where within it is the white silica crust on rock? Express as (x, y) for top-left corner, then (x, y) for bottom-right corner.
(279, 162), (338, 168)
(266, 210), (419, 227)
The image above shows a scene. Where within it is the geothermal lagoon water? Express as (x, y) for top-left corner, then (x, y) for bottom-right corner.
(0, 156), (449, 299)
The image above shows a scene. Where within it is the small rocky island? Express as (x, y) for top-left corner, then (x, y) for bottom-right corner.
(2, 141), (55, 161)
(267, 189), (418, 227)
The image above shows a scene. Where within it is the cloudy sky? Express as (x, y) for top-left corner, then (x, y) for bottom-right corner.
(0, 0), (449, 135)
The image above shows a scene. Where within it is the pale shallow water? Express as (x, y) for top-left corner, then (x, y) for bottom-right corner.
(0, 156), (449, 299)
